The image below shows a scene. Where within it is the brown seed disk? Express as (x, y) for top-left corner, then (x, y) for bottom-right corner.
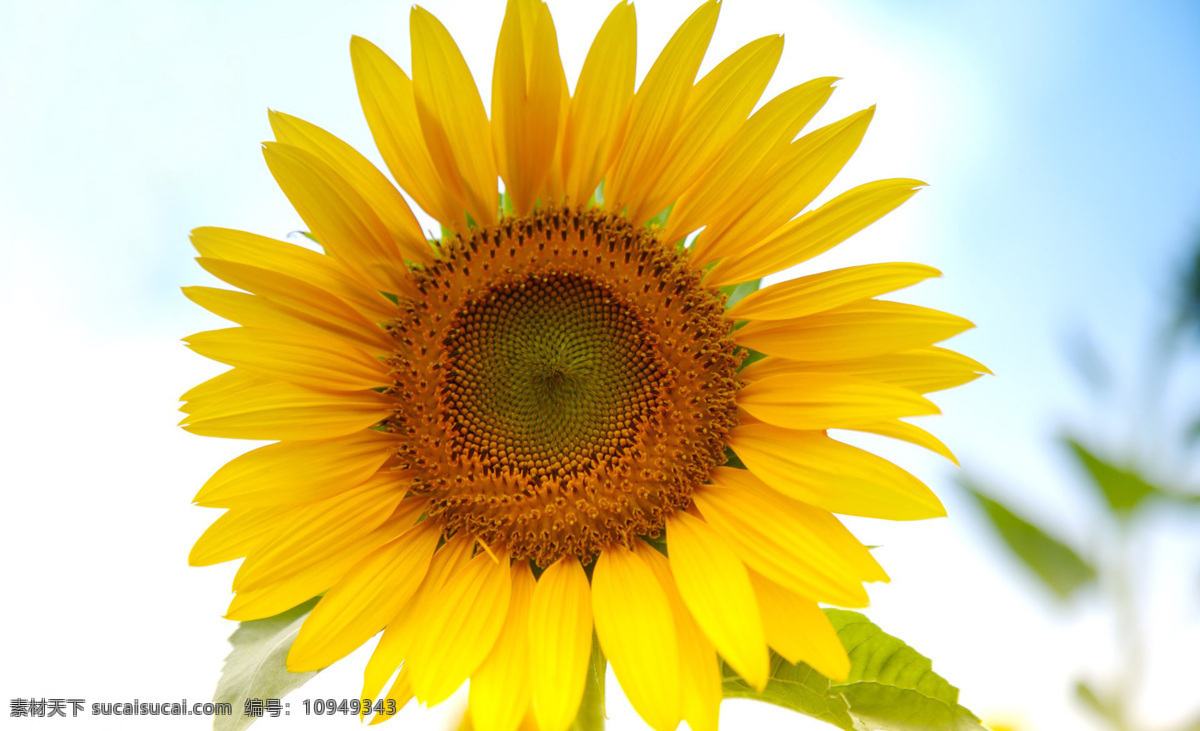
(381, 206), (742, 566)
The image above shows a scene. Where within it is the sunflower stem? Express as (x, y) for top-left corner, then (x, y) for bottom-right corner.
(570, 636), (607, 731)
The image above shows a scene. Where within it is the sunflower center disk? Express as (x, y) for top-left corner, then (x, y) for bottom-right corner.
(384, 207), (743, 566)
(442, 273), (664, 478)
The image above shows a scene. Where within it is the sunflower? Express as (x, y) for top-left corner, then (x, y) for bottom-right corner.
(181, 2), (984, 730)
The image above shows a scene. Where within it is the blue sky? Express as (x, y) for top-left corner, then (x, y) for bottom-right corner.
(2, 1), (1198, 729)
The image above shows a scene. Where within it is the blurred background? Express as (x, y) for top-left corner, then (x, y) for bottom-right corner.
(2, 0), (1198, 729)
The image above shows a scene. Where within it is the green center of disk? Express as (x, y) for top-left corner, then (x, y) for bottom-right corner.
(440, 271), (665, 477)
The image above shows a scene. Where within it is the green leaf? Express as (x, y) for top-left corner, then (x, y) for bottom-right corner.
(959, 475), (1096, 601)
(722, 447), (747, 470)
(646, 202), (674, 229)
(736, 348), (768, 371)
(721, 654), (856, 731)
(721, 612), (985, 730)
(721, 278), (762, 310)
(826, 610), (986, 731)
(1062, 437), (1161, 515)
(570, 636), (607, 731)
(213, 598), (320, 731)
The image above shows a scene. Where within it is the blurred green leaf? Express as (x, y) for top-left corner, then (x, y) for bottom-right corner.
(1075, 679), (1122, 729)
(1062, 437), (1161, 515)
(1185, 417), (1200, 447)
(959, 476), (1096, 601)
(722, 654), (856, 730)
(827, 610), (986, 731)
(1163, 489), (1200, 506)
(1178, 232), (1200, 334)
(214, 598), (319, 731)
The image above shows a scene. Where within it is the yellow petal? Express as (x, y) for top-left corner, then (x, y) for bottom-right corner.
(850, 419), (958, 464)
(637, 34), (783, 223)
(360, 534), (475, 709)
(541, 81), (570, 205)
(188, 506), (281, 566)
(664, 77), (837, 243)
(561, 1), (636, 205)
(694, 107), (874, 266)
(269, 111), (433, 265)
(183, 286), (327, 339)
(407, 549), (514, 705)
(179, 368), (270, 415)
(748, 570), (849, 681)
(369, 666), (415, 725)
(729, 423), (945, 520)
(287, 519), (440, 671)
(529, 0), (570, 205)
(492, 0), (564, 215)
(734, 300), (974, 361)
(740, 346), (988, 395)
(640, 547), (721, 731)
(729, 263), (940, 321)
(196, 257), (394, 354)
(262, 141), (413, 295)
(667, 511), (768, 691)
(410, 7), (498, 226)
(706, 178), (924, 286)
(592, 544), (680, 731)
(191, 225), (318, 272)
(226, 503), (424, 622)
(233, 478), (415, 592)
(193, 430), (395, 508)
(605, 1), (719, 216)
(470, 561), (537, 731)
(184, 327), (389, 392)
(350, 35), (462, 228)
(694, 469), (884, 606)
(181, 380), (393, 441)
(737, 373), (939, 430)
(741, 344), (985, 389)
(190, 226), (398, 322)
(528, 557), (593, 731)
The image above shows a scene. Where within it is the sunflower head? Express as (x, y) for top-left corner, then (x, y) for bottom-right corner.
(182, 2), (984, 730)
(384, 207), (741, 566)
